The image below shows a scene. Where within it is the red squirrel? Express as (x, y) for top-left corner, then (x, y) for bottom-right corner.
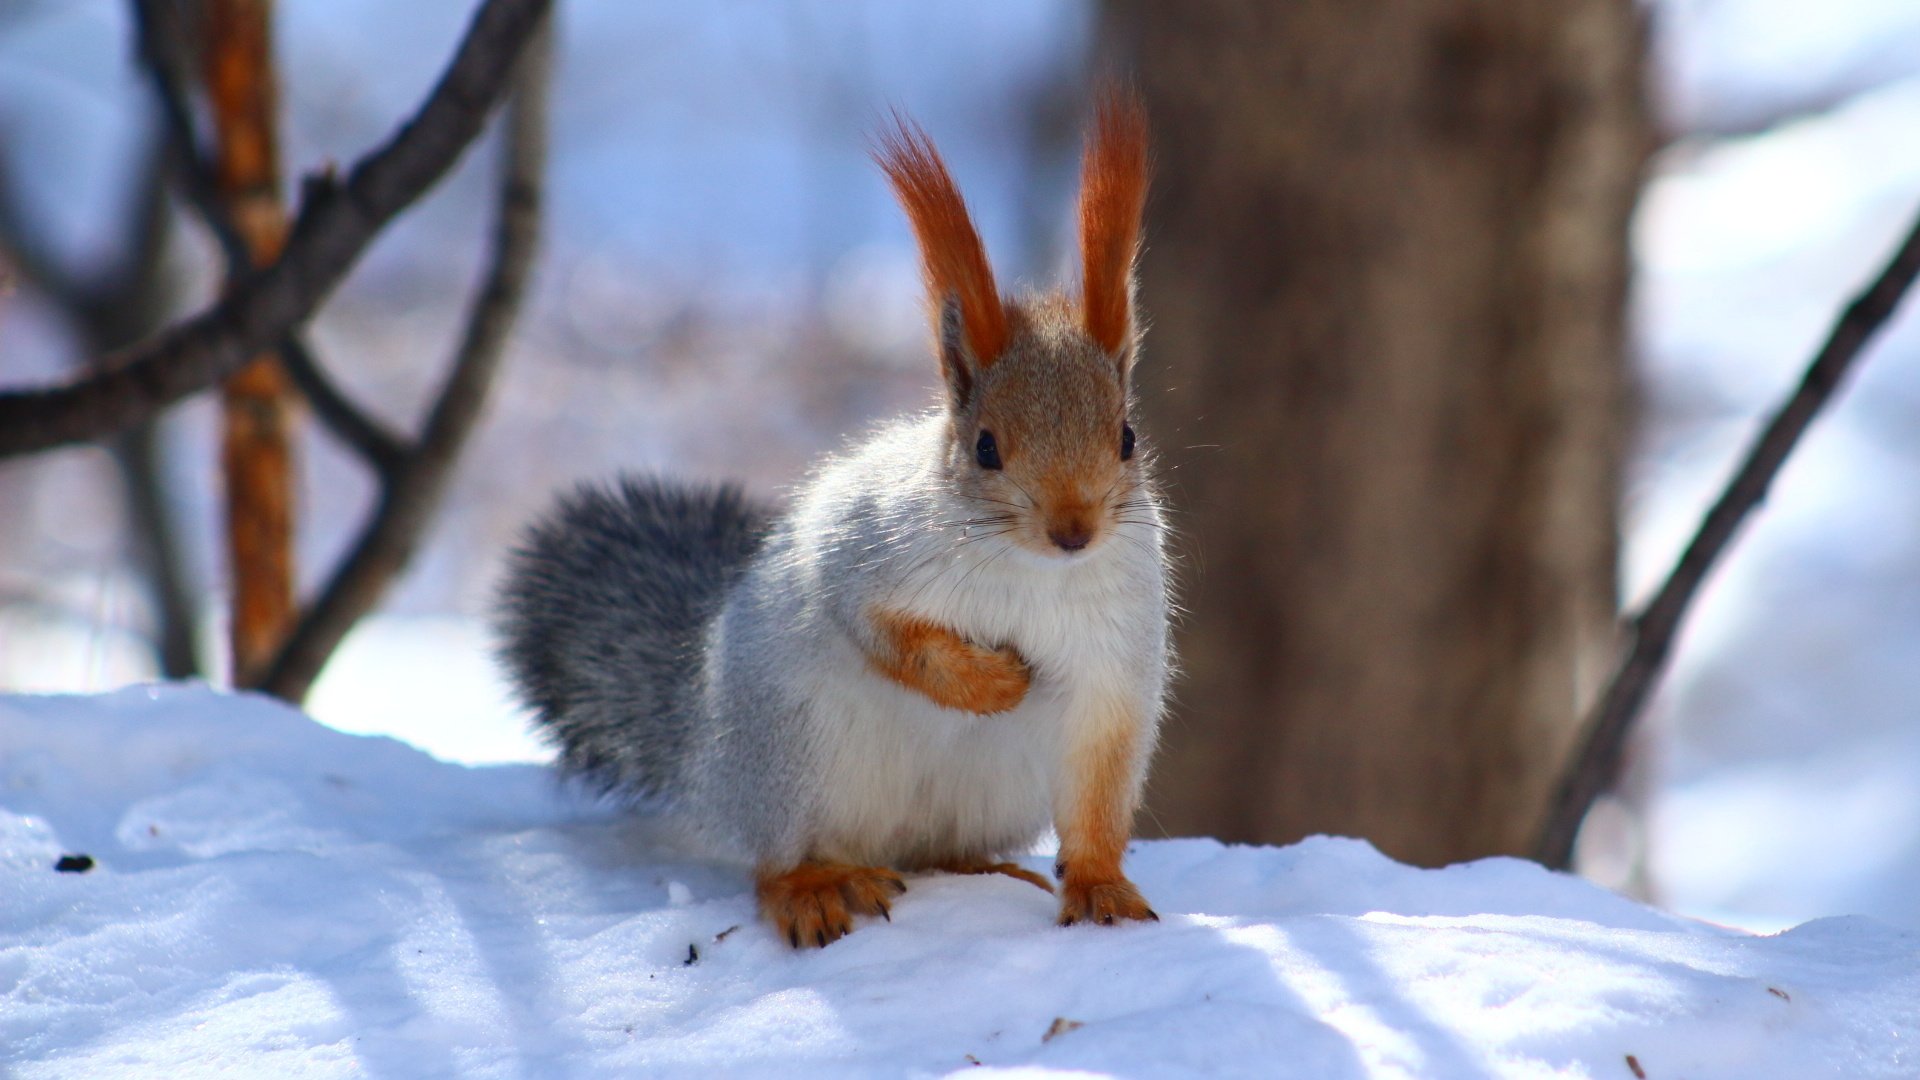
(498, 89), (1170, 947)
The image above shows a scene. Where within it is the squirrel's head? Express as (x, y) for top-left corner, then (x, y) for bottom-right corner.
(876, 89), (1150, 558)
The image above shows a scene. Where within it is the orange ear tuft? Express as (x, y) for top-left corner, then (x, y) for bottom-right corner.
(873, 114), (1010, 365)
(1078, 86), (1150, 357)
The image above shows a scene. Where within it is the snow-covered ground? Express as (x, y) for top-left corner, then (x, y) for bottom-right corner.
(4, 687), (1915, 1078)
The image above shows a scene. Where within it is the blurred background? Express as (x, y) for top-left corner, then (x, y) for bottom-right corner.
(2, 1), (1918, 935)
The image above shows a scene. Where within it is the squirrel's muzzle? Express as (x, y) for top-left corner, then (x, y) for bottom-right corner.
(1049, 526), (1093, 552)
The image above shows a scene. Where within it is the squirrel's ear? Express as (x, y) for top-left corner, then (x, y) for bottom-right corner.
(936, 291), (976, 410)
(1078, 85), (1150, 378)
(873, 112), (1010, 374)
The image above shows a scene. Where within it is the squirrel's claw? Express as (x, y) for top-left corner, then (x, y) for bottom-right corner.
(1057, 876), (1156, 929)
(757, 862), (907, 949)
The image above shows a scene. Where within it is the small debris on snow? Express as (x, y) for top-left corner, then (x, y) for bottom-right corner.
(1627, 1053), (1647, 1078)
(1768, 986), (1790, 1001)
(684, 944), (699, 966)
(714, 924), (741, 943)
(1042, 1017), (1084, 1043)
(52, 853), (93, 873)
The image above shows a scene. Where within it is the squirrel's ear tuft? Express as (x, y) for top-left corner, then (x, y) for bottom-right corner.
(1078, 84), (1150, 362)
(873, 113), (1010, 370)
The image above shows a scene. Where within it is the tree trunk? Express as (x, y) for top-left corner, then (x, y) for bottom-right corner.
(1104, 0), (1647, 865)
(206, 0), (298, 684)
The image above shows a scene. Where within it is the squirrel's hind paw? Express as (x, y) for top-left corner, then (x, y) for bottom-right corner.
(757, 862), (907, 949)
(1057, 877), (1157, 927)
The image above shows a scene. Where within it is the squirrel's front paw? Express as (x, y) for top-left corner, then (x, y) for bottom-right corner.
(757, 862), (907, 949)
(939, 641), (1031, 714)
(869, 608), (1032, 714)
(1057, 876), (1157, 927)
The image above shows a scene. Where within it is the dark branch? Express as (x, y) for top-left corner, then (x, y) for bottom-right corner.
(97, 136), (205, 681)
(0, 0), (552, 457)
(130, 0), (249, 276)
(0, 151), (83, 302)
(256, 16), (552, 702)
(0, 124), (173, 324)
(280, 334), (408, 473)
(0, 109), (204, 679)
(1535, 205), (1920, 870)
(119, 423), (203, 678)
(136, 1), (410, 510)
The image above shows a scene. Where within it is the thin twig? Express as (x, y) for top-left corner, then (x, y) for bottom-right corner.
(118, 424), (202, 678)
(0, 0), (551, 457)
(0, 119), (205, 679)
(1536, 205), (1920, 870)
(96, 134), (205, 681)
(256, 16), (552, 702)
(279, 334), (407, 472)
(130, 0), (250, 276)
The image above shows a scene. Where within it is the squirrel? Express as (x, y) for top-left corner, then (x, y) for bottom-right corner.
(496, 89), (1169, 949)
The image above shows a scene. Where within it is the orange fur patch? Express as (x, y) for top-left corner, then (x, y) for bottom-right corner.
(1055, 698), (1156, 926)
(757, 862), (907, 949)
(1078, 86), (1150, 356)
(1058, 877), (1156, 927)
(867, 607), (1031, 715)
(873, 115), (1010, 364)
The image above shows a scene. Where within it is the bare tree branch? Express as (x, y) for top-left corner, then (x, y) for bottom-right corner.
(256, 17), (552, 702)
(135, 1), (408, 477)
(93, 136), (205, 682)
(0, 116), (205, 679)
(1536, 204), (1920, 870)
(0, 154), (84, 302)
(0, 126), (172, 325)
(279, 334), (407, 472)
(0, 0), (551, 457)
(131, 0), (250, 275)
(119, 424), (202, 678)
(126, 0), (543, 696)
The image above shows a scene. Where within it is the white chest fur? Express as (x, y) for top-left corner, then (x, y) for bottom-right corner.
(802, 519), (1168, 868)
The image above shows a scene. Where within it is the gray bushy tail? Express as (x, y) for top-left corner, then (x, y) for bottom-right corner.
(495, 476), (770, 800)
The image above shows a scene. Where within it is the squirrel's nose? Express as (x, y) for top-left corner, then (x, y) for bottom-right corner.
(1049, 526), (1092, 552)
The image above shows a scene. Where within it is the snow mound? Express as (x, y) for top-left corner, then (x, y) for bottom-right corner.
(2, 687), (1914, 1078)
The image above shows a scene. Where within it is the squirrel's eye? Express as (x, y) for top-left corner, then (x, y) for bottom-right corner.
(975, 430), (1002, 470)
(1120, 423), (1136, 461)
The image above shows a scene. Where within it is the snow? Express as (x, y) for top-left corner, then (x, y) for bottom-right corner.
(303, 615), (541, 766)
(5, 688), (1916, 1077)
